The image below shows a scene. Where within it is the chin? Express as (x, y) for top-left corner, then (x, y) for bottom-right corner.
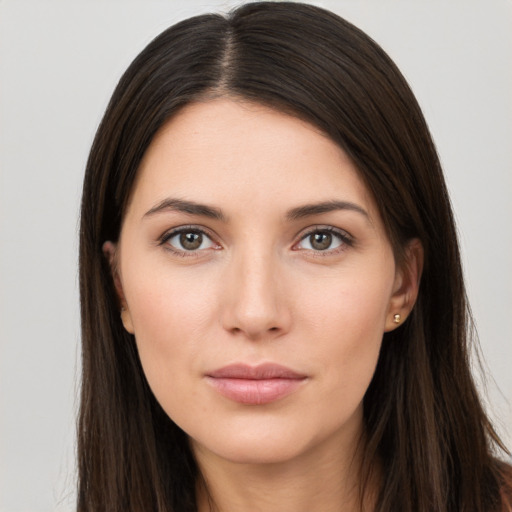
(193, 433), (312, 466)
(187, 410), (357, 468)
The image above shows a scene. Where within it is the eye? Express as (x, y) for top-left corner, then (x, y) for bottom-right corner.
(295, 227), (352, 252)
(161, 227), (219, 253)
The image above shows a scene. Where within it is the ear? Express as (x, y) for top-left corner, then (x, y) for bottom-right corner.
(384, 238), (424, 332)
(102, 241), (135, 334)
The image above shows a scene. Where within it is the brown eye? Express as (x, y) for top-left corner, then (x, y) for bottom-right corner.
(164, 229), (217, 253)
(310, 232), (332, 250)
(180, 232), (203, 250)
(295, 228), (348, 252)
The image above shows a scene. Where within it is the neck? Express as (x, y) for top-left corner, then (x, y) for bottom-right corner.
(194, 431), (378, 512)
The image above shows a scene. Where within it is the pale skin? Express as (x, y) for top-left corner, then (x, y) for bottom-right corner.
(104, 98), (423, 512)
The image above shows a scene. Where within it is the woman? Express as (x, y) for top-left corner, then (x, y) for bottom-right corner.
(78, 2), (511, 511)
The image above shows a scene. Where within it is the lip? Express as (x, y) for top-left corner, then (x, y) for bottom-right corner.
(205, 363), (307, 405)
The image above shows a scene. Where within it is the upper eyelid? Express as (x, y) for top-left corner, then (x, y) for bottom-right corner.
(159, 224), (217, 242)
(295, 225), (353, 242)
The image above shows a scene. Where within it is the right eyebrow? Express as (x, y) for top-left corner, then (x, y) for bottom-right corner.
(143, 197), (227, 222)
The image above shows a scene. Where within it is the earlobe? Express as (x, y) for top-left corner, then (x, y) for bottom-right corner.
(384, 238), (424, 332)
(120, 306), (135, 334)
(102, 241), (135, 334)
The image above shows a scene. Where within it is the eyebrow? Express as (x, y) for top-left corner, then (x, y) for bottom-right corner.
(286, 200), (369, 221)
(144, 198), (226, 221)
(143, 197), (369, 223)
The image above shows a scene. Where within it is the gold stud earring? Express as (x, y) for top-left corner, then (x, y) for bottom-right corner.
(393, 313), (401, 324)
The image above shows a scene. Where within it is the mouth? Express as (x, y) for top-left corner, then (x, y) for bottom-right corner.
(205, 363), (308, 405)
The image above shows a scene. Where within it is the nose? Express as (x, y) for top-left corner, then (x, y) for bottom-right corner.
(221, 249), (291, 341)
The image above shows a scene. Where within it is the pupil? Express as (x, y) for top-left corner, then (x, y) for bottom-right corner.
(311, 232), (331, 250)
(180, 232), (202, 250)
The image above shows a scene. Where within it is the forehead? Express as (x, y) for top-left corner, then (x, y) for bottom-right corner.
(127, 98), (377, 221)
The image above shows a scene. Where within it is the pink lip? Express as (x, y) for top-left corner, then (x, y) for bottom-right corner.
(205, 363), (307, 405)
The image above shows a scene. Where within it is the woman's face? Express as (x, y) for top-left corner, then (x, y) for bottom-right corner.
(107, 98), (418, 466)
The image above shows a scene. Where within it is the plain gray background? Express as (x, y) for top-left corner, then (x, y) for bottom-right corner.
(0, 1), (510, 511)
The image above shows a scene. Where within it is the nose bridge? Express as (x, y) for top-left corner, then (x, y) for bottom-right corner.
(222, 242), (289, 339)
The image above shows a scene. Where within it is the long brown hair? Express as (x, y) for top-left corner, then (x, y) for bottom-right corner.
(78, 2), (510, 511)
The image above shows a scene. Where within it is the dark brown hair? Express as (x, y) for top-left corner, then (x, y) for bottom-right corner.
(78, 2), (511, 511)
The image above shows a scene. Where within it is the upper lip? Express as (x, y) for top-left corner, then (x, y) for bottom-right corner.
(206, 363), (306, 380)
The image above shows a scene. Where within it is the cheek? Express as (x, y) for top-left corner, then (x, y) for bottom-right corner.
(299, 261), (394, 339)
(296, 264), (393, 400)
(122, 262), (220, 389)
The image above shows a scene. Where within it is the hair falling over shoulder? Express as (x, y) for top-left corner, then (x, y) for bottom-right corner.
(78, 2), (511, 511)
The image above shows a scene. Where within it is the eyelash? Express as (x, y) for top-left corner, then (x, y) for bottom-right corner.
(158, 225), (354, 257)
(158, 225), (220, 257)
(292, 226), (354, 256)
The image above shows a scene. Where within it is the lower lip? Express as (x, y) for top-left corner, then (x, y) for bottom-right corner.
(206, 377), (305, 405)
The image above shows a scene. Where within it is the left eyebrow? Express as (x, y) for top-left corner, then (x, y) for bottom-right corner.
(286, 200), (370, 221)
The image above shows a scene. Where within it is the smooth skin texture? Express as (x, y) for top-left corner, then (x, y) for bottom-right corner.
(104, 98), (422, 512)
